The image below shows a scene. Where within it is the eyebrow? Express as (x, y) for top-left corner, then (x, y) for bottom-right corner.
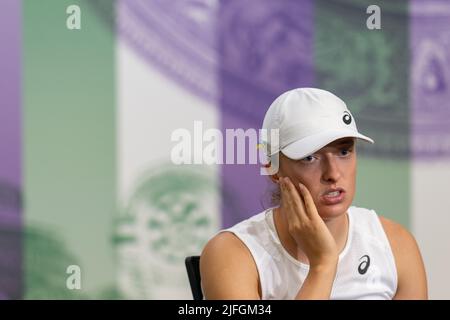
(331, 139), (355, 148)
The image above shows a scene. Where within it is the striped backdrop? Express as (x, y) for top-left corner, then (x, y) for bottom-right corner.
(0, 0), (449, 299)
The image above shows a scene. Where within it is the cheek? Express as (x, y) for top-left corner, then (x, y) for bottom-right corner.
(280, 163), (304, 180)
(344, 167), (357, 198)
(310, 186), (323, 203)
(298, 178), (320, 198)
(348, 163), (357, 185)
(296, 168), (319, 184)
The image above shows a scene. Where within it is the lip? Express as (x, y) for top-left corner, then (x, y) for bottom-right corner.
(321, 188), (345, 205)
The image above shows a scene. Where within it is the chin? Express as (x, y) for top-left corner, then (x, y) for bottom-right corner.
(317, 202), (350, 221)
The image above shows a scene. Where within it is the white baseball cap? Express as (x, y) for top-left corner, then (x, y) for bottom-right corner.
(261, 88), (374, 160)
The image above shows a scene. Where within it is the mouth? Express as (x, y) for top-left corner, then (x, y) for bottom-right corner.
(321, 188), (345, 205)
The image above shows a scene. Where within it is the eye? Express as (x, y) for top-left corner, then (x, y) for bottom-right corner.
(340, 147), (352, 156)
(301, 155), (316, 163)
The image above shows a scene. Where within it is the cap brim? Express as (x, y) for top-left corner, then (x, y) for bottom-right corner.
(280, 129), (374, 160)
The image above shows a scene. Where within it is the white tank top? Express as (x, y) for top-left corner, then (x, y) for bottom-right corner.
(221, 205), (398, 300)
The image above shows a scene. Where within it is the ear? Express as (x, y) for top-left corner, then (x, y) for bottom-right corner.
(270, 174), (279, 184)
(264, 162), (280, 183)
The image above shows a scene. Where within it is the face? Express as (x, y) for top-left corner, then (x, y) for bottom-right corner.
(277, 137), (357, 220)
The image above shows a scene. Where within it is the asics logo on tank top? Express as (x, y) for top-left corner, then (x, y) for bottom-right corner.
(358, 255), (371, 275)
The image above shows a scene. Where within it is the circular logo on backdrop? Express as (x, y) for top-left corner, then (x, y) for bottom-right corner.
(410, 2), (450, 159)
(89, 0), (450, 159)
(24, 226), (88, 299)
(88, 0), (314, 123)
(113, 164), (220, 298)
(316, 1), (450, 159)
(89, 0), (219, 102)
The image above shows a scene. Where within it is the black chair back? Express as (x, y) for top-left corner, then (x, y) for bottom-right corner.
(185, 256), (203, 300)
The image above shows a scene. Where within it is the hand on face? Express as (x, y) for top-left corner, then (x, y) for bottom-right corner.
(279, 176), (339, 267)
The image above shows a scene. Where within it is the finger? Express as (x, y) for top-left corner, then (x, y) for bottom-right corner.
(283, 177), (303, 206)
(283, 177), (309, 221)
(298, 182), (320, 219)
(279, 177), (291, 205)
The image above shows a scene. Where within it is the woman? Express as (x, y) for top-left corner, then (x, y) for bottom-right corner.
(200, 88), (427, 299)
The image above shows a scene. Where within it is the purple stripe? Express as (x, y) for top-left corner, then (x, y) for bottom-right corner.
(0, 0), (22, 299)
(410, 0), (450, 159)
(219, 0), (315, 227)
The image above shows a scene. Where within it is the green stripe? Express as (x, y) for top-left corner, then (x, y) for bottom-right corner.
(23, 0), (117, 298)
(314, 0), (410, 227)
(355, 156), (410, 227)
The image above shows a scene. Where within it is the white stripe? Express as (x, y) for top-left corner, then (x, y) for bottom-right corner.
(117, 39), (220, 299)
(412, 160), (450, 299)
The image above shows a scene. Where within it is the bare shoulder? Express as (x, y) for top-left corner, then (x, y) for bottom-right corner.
(378, 216), (415, 248)
(378, 215), (421, 266)
(378, 215), (428, 299)
(200, 231), (260, 299)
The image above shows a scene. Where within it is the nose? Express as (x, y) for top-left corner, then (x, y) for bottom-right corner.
(321, 156), (341, 183)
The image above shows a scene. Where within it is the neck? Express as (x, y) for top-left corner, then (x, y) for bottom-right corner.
(273, 206), (349, 265)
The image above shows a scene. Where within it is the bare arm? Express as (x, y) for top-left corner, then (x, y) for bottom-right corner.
(294, 262), (338, 299)
(379, 216), (428, 299)
(200, 231), (261, 299)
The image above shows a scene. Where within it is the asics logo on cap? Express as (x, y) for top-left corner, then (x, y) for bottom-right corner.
(343, 111), (352, 125)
